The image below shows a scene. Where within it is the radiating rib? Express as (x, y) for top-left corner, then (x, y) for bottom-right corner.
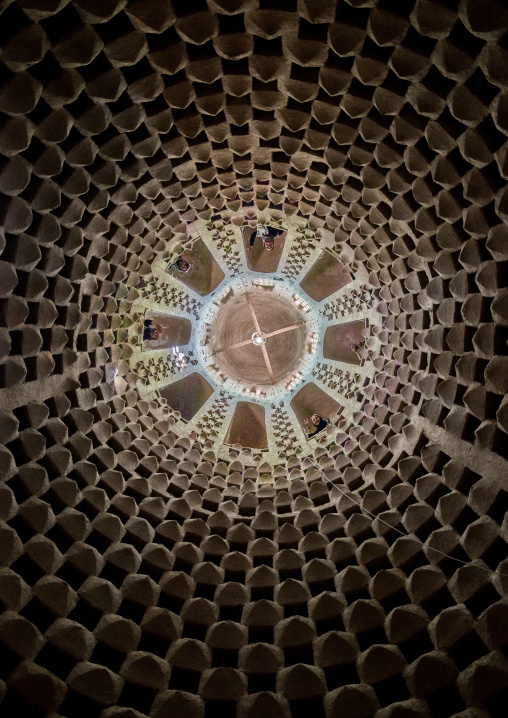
(263, 322), (305, 339)
(244, 292), (262, 334)
(261, 343), (276, 384)
(213, 322), (305, 354)
(212, 338), (254, 355)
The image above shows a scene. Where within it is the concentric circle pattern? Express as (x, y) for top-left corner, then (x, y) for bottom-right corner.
(1, 2), (508, 718)
(210, 288), (308, 386)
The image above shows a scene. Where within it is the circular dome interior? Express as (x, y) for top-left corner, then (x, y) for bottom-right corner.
(1, 1), (508, 718)
(210, 288), (308, 386)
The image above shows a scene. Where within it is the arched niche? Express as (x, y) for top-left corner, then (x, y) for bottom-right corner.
(299, 249), (352, 302)
(159, 372), (213, 422)
(290, 382), (343, 438)
(143, 310), (192, 351)
(323, 320), (367, 365)
(242, 225), (286, 273)
(224, 401), (268, 450)
(167, 237), (225, 296)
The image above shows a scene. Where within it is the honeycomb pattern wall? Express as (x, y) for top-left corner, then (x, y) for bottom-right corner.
(1, 1), (508, 717)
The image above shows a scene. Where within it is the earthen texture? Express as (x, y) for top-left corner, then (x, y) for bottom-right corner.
(1, 1), (508, 717)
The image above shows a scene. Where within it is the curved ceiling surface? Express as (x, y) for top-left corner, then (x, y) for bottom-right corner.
(1, 2), (508, 718)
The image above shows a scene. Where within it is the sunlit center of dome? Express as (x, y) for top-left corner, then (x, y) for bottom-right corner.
(252, 332), (266, 346)
(195, 278), (322, 399)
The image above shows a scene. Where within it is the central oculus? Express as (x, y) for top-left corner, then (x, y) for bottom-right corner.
(210, 289), (307, 386)
(252, 332), (266, 346)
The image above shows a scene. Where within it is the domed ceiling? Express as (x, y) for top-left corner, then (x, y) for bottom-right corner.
(209, 286), (308, 386)
(1, 1), (508, 717)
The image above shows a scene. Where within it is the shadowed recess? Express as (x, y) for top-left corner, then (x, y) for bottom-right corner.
(159, 372), (214, 421)
(290, 382), (343, 435)
(224, 401), (268, 450)
(243, 226), (287, 274)
(167, 238), (225, 296)
(299, 250), (352, 302)
(143, 311), (192, 351)
(323, 320), (367, 365)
